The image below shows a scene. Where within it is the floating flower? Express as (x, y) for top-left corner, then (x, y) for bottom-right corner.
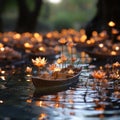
(26, 67), (32, 73)
(24, 42), (33, 49)
(32, 57), (47, 67)
(67, 42), (76, 47)
(112, 62), (120, 68)
(58, 38), (67, 45)
(61, 54), (67, 62)
(48, 64), (61, 72)
(71, 57), (77, 63)
(38, 46), (46, 52)
(57, 58), (63, 64)
(92, 70), (106, 79)
(48, 64), (57, 71)
(68, 69), (74, 74)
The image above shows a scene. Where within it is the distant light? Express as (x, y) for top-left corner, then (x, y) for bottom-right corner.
(48, 0), (62, 4)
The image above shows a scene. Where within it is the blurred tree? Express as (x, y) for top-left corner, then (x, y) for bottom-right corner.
(0, 0), (7, 32)
(85, 0), (120, 37)
(15, 0), (43, 33)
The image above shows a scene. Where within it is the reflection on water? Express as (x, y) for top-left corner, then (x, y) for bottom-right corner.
(0, 54), (120, 120)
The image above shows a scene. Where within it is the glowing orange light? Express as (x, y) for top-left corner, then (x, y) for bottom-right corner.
(38, 47), (46, 52)
(108, 21), (115, 27)
(111, 51), (117, 55)
(24, 42), (33, 49)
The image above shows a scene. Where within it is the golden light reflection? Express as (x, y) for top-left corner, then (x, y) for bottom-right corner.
(35, 101), (43, 107)
(38, 113), (47, 120)
(26, 99), (32, 103)
(26, 79), (31, 82)
(54, 103), (60, 108)
(69, 99), (74, 104)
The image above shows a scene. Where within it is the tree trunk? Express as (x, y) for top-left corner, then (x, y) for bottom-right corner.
(15, 0), (43, 33)
(85, 0), (120, 37)
(0, 0), (7, 32)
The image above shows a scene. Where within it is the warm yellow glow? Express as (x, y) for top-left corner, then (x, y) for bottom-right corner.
(68, 69), (74, 74)
(48, 64), (61, 72)
(113, 62), (120, 67)
(54, 67), (61, 72)
(61, 54), (67, 62)
(32, 57), (47, 67)
(67, 42), (76, 47)
(108, 21), (115, 27)
(0, 76), (6, 80)
(112, 28), (119, 34)
(54, 46), (60, 52)
(13, 33), (21, 40)
(92, 31), (98, 37)
(58, 38), (67, 45)
(0, 100), (3, 103)
(115, 46), (119, 51)
(92, 70), (106, 79)
(3, 37), (9, 42)
(57, 58), (63, 64)
(48, 0), (62, 4)
(0, 43), (4, 48)
(38, 113), (47, 120)
(111, 51), (117, 55)
(86, 40), (92, 45)
(26, 67), (32, 73)
(24, 42), (33, 49)
(0, 47), (5, 52)
(35, 101), (43, 107)
(99, 43), (104, 48)
(26, 99), (32, 103)
(1, 70), (5, 74)
(38, 47), (46, 52)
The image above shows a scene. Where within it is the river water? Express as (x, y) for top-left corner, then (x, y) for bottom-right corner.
(0, 53), (120, 120)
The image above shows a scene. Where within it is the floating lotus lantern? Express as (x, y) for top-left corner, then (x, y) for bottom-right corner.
(92, 70), (106, 79)
(91, 62), (120, 81)
(30, 41), (82, 89)
(32, 57), (47, 75)
(38, 46), (46, 52)
(32, 57), (47, 68)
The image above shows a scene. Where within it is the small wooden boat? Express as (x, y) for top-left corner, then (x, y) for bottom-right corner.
(30, 40), (82, 94)
(32, 69), (81, 90)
